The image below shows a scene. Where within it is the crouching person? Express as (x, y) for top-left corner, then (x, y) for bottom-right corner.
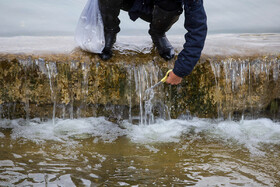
(98, 0), (207, 85)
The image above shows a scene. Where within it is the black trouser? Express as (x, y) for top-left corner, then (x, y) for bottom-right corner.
(154, 0), (182, 11)
(121, 0), (182, 11)
(123, 0), (182, 21)
(99, 0), (182, 32)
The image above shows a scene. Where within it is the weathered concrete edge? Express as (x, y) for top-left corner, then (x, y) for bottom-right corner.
(0, 51), (279, 120)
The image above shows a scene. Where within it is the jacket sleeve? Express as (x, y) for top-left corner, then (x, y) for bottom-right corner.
(173, 0), (207, 78)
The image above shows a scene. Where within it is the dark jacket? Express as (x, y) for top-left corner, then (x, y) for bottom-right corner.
(129, 0), (207, 77)
(173, 0), (207, 77)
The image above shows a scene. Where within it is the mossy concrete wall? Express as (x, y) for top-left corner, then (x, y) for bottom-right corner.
(0, 50), (279, 120)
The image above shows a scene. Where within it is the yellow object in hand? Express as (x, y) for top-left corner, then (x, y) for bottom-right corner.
(149, 69), (173, 89)
(160, 69), (173, 83)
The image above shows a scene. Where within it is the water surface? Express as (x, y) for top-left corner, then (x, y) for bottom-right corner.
(1, 117), (280, 186)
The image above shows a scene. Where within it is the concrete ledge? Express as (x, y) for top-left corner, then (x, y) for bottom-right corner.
(1, 34), (280, 56)
(0, 34), (279, 120)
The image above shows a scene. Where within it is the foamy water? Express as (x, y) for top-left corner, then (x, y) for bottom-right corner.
(1, 117), (280, 154)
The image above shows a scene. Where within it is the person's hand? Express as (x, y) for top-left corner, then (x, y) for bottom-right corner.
(166, 71), (182, 85)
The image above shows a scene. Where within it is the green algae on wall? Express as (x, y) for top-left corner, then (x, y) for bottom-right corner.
(0, 52), (279, 120)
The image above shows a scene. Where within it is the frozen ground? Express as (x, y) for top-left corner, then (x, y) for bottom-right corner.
(0, 34), (279, 56)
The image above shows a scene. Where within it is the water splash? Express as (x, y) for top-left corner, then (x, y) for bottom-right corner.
(132, 63), (170, 125)
(0, 117), (126, 143)
(2, 116), (280, 156)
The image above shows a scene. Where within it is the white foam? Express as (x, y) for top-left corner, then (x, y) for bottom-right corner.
(210, 118), (280, 154)
(0, 117), (125, 143)
(123, 118), (210, 144)
(0, 132), (4, 138)
(124, 118), (280, 155)
(124, 119), (187, 143)
(1, 117), (280, 154)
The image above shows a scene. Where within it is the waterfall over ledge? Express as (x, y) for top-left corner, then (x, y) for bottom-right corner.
(0, 34), (279, 121)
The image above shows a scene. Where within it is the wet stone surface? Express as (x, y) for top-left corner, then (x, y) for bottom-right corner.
(0, 51), (279, 121)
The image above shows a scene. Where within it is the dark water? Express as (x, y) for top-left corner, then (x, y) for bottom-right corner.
(0, 117), (280, 186)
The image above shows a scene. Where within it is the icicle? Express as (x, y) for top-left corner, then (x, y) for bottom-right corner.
(0, 104), (2, 120)
(36, 58), (48, 75)
(62, 104), (66, 119)
(240, 60), (244, 85)
(128, 67), (132, 123)
(70, 102), (74, 120)
(46, 61), (57, 125)
(18, 57), (33, 122)
(144, 87), (155, 125)
(24, 98), (30, 122)
(273, 59), (279, 81)
(137, 68), (143, 125)
(210, 61), (220, 85)
(165, 104), (171, 121)
(80, 61), (90, 118)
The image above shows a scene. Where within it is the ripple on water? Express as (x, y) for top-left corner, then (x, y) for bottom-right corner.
(0, 160), (14, 167)
(0, 117), (280, 186)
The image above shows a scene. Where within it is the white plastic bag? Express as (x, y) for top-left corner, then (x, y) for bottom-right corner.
(75, 0), (105, 53)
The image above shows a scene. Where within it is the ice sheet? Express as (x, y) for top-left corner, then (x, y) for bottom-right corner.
(0, 34), (279, 56)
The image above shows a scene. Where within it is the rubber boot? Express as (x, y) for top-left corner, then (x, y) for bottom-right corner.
(98, 0), (122, 60)
(149, 5), (182, 61)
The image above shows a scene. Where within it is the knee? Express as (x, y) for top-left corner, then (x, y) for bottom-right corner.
(155, 0), (182, 11)
(99, 0), (123, 9)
